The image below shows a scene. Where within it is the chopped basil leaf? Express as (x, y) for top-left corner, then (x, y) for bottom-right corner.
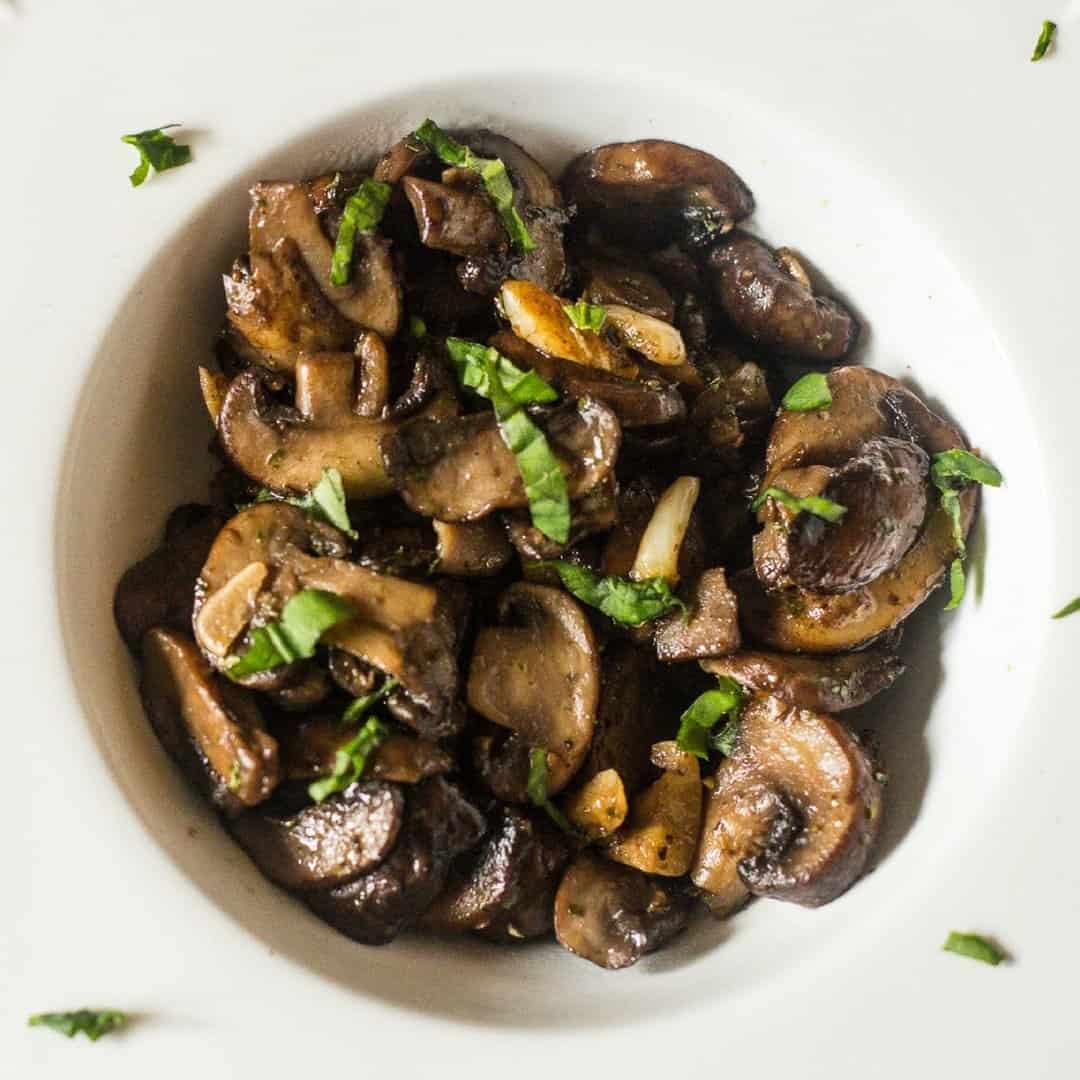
(944, 557), (966, 611)
(120, 125), (191, 187)
(526, 748), (578, 836)
(781, 371), (832, 412)
(943, 931), (1005, 966)
(329, 178), (392, 286)
(412, 119), (536, 253)
(562, 300), (606, 332)
(256, 467), (356, 537)
(1031, 19), (1057, 61)
(408, 315), (427, 339)
(228, 589), (355, 677)
(28, 1009), (127, 1041)
(447, 337), (569, 543)
(676, 677), (744, 760)
(1052, 597), (1080, 620)
(751, 486), (847, 524)
(340, 676), (399, 727)
(542, 560), (686, 626)
(308, 716), (388, 804)
(940, 489), (965, 555)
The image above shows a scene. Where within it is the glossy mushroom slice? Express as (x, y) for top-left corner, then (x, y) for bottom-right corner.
(702, 648), (905, 713)
(579, 255), (675, 322)
(468, 584), (599, 796)
(560, 769), (629, 841)
(706, 232), (858, 360)
(422, 807), (571, 941)
(382, 396), (620, 522)
(228, 781), (405, 891)
(217, 350), (457, 500)
(562, 139), (754, 247)
(401, 176), (505, 257)
(691, 695), (883, 915)
(737, 367), (976, 652)
(139, 628), (279, 815)
(304, 777), (486, 945)
(432, 518), (513, 577)
(554, 851), (692, 970)
(654, 568), (741, 662)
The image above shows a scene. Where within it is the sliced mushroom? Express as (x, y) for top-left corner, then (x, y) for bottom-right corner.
(140, 628), (279, 814)
(382, 396), (620, 522)
(401, 176), (505, 257)
(228, 781), (404, 891)
(304, 777), (486, 944)
(421, 807), (571, 941)
(554, 851), (692, 970)
(702, 648), (905, 712)
(468, 584), (599, 795)
(691, 695), (883, 914)
(579, 255), (675, 322)
(606, 741), (702, 877)
(707, 232), (858, 360)
(654, 568), (741, 662)
(262, 663), (332, 712)
(686, 361), (772, 469)
(217, 350), (457, 499)
(737, 367), (976, 652)
(432, 518), (513, 577)
(560, 769), (628, 840)
(562, 139), (754, 247)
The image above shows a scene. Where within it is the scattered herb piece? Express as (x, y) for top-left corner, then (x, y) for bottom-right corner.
(339, 676), (399, 727)
(943, 931), (1005, 966)
(256, 467), (356, 537)
(227, 761), (242, 793)
(447, 337), (569, 543)
(944, 557), (966, 611)
(329, 178), (392, 286)
(121, 125), (191, 187)
(563, 300), (606, 332)
(408, 315), (427, 339)
(1031, 19), (1057, 61)
(781, 371), (832, 412)
(526, 748), (578, 836)
(751, 486), (847, 523)
(228, 589), (355, 677)
(1052, 597), (1080, 620)
(308, 716), (388, 803)
(541, 560), (686, 626)
(412, 119), (535, 253)
(28, 1010), (127, 1042)
(676, 678), (744, 760)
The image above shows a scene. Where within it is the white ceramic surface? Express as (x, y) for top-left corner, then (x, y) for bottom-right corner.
(4, 1), (1079, 1076)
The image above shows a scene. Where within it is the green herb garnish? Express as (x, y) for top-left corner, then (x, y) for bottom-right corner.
(339, 676), (399, 727)
(676, 677), (744, 760)
(781, 371), (832, 412)
(562, 300), (606, 332)
(526, 748), (577, 835)
(408, 315), (427, 339)
(256, 467), (356, 537)
(447, 337), (569, 543)
(308, 716), (389, 804)
(412, 120), (536, 253)
(1031, 19), (1057, 61)
(541, 560), (686, 626)
(28, 1010), (127, 1042)
(121, 125), (191, 187)
(943, 931), (1005, 966)
(1052, 597), (1080, 620)
(751, 486), (847, 524)
(329, 178), (392, 286)
(228, 589), (355, 678)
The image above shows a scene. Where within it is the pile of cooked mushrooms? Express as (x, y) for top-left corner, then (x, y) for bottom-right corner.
(114, 121), (998, 969)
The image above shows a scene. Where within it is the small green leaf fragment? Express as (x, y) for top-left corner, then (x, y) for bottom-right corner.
(526, 748), (578, 836)
(308, 716), (388, 803)
(28, 1010), (127, 1041)
(121, 124), (191, 187)
(562, 300), (607, 332)
(1031, 19), (1057, 61)
(1052, 596), (1080, 620)
(943, 931), (1005, 965)
(329, 178), (392, 286)
(751, 486), (847, 524)
(780, 371), (832, 412)
(543, 561), (686, 626)
(676, 678), (743, 760)
(944, 557), (966, 611)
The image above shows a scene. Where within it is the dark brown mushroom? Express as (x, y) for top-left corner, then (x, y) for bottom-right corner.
(691, 695), (883, 915)
(654, 568), (741, 661)
(702, 648), (905, 712)
(554, 851), (692, 970)
(432, 518), (513, 577)
(401, 176), (505, 257)
(578, 255), (675, 322)
(228, 781), (404, 891)
(503, 473), (617, 562)
(139, 628), (279, 815)
(707, 232), (858, 360)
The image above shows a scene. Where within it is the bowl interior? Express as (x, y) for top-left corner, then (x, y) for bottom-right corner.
(54, 72), (1050, 1028)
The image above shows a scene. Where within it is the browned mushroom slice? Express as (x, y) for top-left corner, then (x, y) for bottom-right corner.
(382, 397), (620, 522)
(228, 781), (404, 891)
(707, 232), (858, 360)
(702, 648), (905, 712)
(262, 664), (333, 712)
(691, 695), (883, 914)
(737, 367), (976, 652)
(305, 777), (486, 944)
(401, 176), (505, 257)
(217, 350), (456, 499)
(554, 851), (692, 970)
(579, 255), (675, 322)
(654, 568), (741, 662)
(422, 807), (571, 941)
(562, 139), (754, 247)
(468, 583), (599, 795)
(490, 330), (685, 429)
(686, 361), (772, 467)
(223, 241), (356, 374)
(249, 181), (401, 338)
(139, 628), (279, 814)
(432, 518), (513, 577)
(373, 137), (426, 184)
(560, 769), (629, 841)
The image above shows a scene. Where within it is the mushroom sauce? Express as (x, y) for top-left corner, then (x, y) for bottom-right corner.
(114, 123), (996, 969)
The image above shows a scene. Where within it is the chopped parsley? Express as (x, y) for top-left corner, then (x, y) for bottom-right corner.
(121, 125), (191, 187)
